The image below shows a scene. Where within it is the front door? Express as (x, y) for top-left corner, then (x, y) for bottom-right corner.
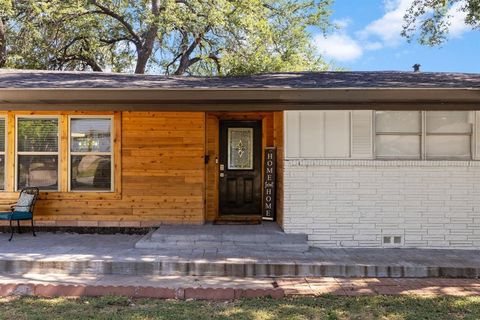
(219, 120), (262, 215)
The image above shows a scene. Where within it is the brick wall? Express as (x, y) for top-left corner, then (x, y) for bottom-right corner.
(284, 160), (480, 249)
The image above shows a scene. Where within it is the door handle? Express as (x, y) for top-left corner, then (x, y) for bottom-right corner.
(220, 173), (225, 178)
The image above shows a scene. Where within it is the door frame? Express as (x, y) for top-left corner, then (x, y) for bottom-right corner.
(205, 112), (271, 221)
(218, 119), (263, 216)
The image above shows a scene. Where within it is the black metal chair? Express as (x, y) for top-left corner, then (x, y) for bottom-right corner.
(0, 187), (39, 241)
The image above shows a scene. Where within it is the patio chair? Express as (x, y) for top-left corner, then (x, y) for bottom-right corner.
(0, 187), (39, 241)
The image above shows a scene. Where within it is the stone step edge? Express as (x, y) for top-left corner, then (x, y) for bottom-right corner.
(134, 243), (310, 250)
(149, 235), (308, 241)
(0, 259), (479, 278)
(0, 282), (284, 300)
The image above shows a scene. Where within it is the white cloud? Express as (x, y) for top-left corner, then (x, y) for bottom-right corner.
(315, 33), (363, 62)
(447, 2), (469, 38)
(358, 0), (414, 47)
(364, 42), (383, 51)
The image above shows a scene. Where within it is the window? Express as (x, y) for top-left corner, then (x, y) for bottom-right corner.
(69, 117), (113, 191)
(426, 111), (472, 159)
(0, 118), (5, 190)
(16, 117), (59, 190)
(375, 111), (421, 159)
(375, 111), (474, 160)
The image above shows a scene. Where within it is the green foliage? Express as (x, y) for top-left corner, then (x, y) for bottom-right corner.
(1, 0), (334, 75)
(402, 0), (480, 46)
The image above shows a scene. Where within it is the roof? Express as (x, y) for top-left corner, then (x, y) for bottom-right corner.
(0, 69), (479, 111)
(0, 69), (479, 89)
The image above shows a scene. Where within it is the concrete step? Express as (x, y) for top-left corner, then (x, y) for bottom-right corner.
(150, 232), (307, 243)
(134, 240), (310, 252)
(0, 256), (479, 278)
(138, 223), (310, 252)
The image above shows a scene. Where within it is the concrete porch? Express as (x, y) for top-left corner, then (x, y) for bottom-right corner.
(135, 222), (309, 251)
(0, 228), (479, 278)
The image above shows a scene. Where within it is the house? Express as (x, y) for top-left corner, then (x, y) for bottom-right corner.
(0, 69), (479, 249)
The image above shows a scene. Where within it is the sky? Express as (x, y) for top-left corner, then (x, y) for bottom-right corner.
(314, 0), (480, 73)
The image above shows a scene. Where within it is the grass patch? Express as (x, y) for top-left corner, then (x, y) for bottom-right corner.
(0, 295), (479, 320)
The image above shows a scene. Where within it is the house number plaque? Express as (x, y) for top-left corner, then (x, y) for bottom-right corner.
(263, 147), (276, 221)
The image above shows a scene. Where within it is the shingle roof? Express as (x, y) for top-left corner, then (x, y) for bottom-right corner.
(0, 69), (479, 89)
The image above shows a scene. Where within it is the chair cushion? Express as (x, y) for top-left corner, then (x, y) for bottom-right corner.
(14, 193), (35, 212)
(0, 211), (32, 220)
(0, 212), (10, 220)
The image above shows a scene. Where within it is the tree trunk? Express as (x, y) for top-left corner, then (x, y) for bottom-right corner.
(134, 48), (150, 74)
(174, 56), (192, 75)
(134, 0), (160, 74)
(0, 19), (6, 68)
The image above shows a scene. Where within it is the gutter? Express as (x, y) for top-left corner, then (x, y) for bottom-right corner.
(0, 88), (479, 111)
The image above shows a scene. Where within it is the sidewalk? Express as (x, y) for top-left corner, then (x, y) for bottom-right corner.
(1, 274), (479, 299)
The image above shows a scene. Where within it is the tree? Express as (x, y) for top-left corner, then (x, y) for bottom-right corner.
(402, 0), (480, 45)
(0, 0), (13, 67)
(1, 0), (333, 75)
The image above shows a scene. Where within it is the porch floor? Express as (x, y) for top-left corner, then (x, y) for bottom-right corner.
(0, 227), (479, 278)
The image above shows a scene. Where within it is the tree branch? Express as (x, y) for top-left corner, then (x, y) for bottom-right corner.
(89, 1), (142, 46)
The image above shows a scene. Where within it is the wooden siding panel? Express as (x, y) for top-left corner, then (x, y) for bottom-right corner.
(0, 111), (206, 226)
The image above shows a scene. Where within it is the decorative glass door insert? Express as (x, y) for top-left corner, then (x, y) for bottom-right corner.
(227, 127), (253, 170)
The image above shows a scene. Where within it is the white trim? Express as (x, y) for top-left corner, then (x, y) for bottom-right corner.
(0, 116), (6, 191)
(67, 115), (114, 192)
(285, 159), (480, 167)
(15, 115), (60, 191)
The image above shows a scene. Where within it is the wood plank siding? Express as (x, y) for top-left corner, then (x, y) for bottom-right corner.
(0, 111), (206, 227)
(0, 110), (283, 228)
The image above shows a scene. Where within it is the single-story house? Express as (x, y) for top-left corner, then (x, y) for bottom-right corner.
(0, 69), (479, 249)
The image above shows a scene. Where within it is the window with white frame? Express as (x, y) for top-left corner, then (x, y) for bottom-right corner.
(0, 118), (5, 190)
(375, 111), (474, 160)
(16, 117), (59, 190)
(375, 111), (422, 159)
(69, 117), (113, 191)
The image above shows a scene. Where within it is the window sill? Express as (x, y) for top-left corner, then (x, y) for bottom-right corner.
(0, 191), (120, 200)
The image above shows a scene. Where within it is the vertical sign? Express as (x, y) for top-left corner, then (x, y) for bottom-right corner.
(263, 147), (276, 221)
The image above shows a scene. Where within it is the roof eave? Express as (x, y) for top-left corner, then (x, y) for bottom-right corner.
(0, 88), (479, 111)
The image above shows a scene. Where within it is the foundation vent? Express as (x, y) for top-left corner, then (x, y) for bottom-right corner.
(383, 235), (403, 246)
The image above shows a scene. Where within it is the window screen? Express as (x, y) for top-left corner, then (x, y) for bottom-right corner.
(17, 118), (59, 190)
(70, 118), (112, 191)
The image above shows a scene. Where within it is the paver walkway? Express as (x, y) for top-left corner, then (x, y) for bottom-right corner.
(1, 274), (479, 299)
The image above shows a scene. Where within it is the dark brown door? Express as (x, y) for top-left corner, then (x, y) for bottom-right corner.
(219, 120), (262, 215)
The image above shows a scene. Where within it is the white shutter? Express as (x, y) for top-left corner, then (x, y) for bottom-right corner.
(285, 111), (300, 158)
(475, 111), (480, 160)
(300, 111), (324, 157)
(351, 110), (373, 159)
(325, 111), (350, 158)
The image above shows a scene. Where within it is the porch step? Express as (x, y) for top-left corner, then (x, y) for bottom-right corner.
(134, 222), (310, 252)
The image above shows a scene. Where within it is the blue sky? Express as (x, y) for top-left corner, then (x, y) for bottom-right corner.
(314, 0), (480, 72)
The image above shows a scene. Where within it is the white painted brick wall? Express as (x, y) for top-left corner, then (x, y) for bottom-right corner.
(283, 160), (480, 249)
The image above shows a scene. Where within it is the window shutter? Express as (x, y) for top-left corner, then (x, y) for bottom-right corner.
(351, 110), (373, 159)
(285, 111), (300, 158)
(299, 111), (324, 157)
(476, 111), (480, 160)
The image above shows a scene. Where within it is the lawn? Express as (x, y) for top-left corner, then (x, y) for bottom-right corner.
(1, 295), (480, 320)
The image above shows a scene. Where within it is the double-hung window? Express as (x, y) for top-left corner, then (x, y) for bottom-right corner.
(0, 117), (5, 190)
(375, 111), (421, 159)
(425, 111), (472, 159)
(16, 117), (59, 190)
(69, 117), (113, 191)
(375, 111), (474, 160)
